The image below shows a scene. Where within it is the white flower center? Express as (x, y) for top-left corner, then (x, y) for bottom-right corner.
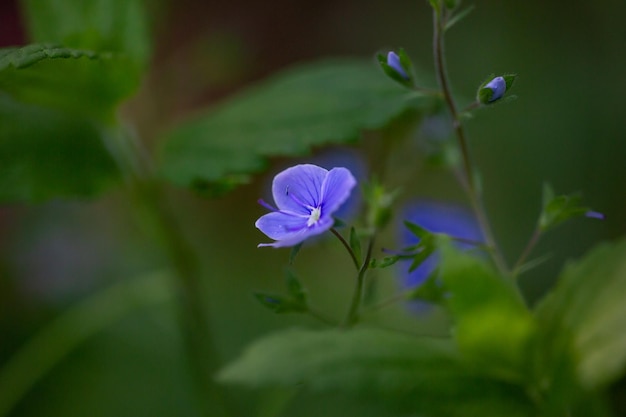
(307, 207), (322, 227)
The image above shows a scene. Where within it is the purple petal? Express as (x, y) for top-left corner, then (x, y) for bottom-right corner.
(387, 51), (408, 80)
(485, 76), (506, 102)
(272, 164), (327, 214)
(256, 211), (334, 248)
(320, 167), (357, 216)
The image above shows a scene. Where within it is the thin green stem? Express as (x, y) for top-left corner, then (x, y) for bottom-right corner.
(513, 228), (542, 276)
(341, 237), (375, 328)
(431, 9), (510, 278)
(330, 227), (360, 270)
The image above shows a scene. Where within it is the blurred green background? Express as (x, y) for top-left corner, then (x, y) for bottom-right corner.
(1, 0), (625, 416)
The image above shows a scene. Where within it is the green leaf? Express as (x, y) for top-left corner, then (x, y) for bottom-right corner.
(439, 245), (535, 382)
(535, 239), (626, 389)
(538, 183), (592, 232)
(0, 43), (140, 120)
(218, 328), (535, 417)
(158, 59), (438, 193)
(369, 255), (400, 269)
(0, 94), (119, 202)
(21, 0), (150, 69)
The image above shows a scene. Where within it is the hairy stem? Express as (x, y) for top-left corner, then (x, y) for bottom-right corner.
(432, 9), (510, 278)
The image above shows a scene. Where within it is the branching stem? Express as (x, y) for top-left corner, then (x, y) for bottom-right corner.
(432, 9), (510, 278)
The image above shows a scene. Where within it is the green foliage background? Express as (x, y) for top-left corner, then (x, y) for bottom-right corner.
(0, 0), (625, 416)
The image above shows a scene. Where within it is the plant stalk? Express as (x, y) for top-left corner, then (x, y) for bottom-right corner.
(431, 9), (510, 278)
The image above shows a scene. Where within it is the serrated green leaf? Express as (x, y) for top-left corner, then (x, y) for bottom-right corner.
(0, 94), (120, 201)
(535, 239), (626, 389)
(0, 43), (140, 120)
(21, 0), (150, 69)
(218, 328), (535, 417)
(158, 59), (438, 193)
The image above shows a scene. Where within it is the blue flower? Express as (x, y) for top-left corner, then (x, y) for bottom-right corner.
(255, 164), (357, 248)
(399, 201), (483, 288)
(484, 76), (506, 102)
(386, 51), (409, 80)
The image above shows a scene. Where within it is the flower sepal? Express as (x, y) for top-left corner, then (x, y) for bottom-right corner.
(538, 183), (604, 232)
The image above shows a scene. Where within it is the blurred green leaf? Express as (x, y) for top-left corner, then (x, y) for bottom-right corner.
(0, 271), (172, 417)
(218, 327), (535, 417)
(21, 0), (150, 69)
(535, 239), (626, 390)
(0, 43), (141, 120)
(439, 245), (535, 382)
(0, 94), (119, 201)
(405, 269), (445, 304)
(158, 59), (438, 193)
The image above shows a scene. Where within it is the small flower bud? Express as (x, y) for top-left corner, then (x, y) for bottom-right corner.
(377, 49), (414, 88)
(484, 76), (506, 102)
(386, 51), (408, 80)
(477, 74), (517, 105)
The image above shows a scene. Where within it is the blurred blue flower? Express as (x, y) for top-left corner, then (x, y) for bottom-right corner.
(386, 51), (409, 80)
(484, 76), (506, 102)
(399, 200), (483, 289)
(585, 210), (605, 220)
(256, 164), (357, 248)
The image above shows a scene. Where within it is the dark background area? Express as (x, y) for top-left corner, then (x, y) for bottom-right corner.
(1, 0), (625, 416)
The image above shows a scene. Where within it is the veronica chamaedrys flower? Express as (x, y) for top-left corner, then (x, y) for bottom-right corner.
(484, 76), (506, 102)
(255, 164), (357, 248)
(386, 51), (409, 80)
(399, 201), (483, 289)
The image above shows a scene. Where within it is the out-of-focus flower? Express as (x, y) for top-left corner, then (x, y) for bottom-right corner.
(386, 51), (409, 80)
(585, 210), (605, 220)
(399, 200), (483, 288)
(255, 164), (357, 248)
